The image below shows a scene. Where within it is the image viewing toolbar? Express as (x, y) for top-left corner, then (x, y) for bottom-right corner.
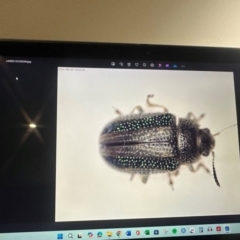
(109, 61), (184, 69)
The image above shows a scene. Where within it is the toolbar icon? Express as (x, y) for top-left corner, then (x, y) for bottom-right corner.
(127, 62), (131, 67)
(107, 231), (112, 237)
(143, 63), (147, 67)
(88, 232), (93, 238)
(57, 233), (63, 239)
(111, 62), (115, 66)
(135, 63), (139, 66)
(181, 228), (186, 233)
(154, 230), (159, 235)
(158, 63), (162, 67)
(190, 228), (195, 233)
(126, 230), (131, 236)
(163, 229), (168, 234)
(144, 230), (150, 235)
(78, 233), (83, 238)
(165, 64), (170, 68)
(172, 228), (177, 234)
(97, 232), (102, 238)
(116, 231), (122, 237)
(150, 63), (154, 67)
(199, 227), (203, 233)
(216, 226), (221, 232)
(224, 226), (230, 233)
(119, 62), (123, 67)
(136, 230), (140, 235)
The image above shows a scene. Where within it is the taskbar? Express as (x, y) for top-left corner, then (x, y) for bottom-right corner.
(0, 222), (238, 239)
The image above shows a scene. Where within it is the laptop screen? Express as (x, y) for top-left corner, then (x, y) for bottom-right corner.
(1, 41), (240, 239)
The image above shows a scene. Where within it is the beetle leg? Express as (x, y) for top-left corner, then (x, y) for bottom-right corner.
(146, 94), (168, 112)
(188, 164), (194, 172)
(168, 173), (174, 190)
(130, 173), (135, 181)
(195, 163), (211, 174)
(131, 106), (144, 114)
(174, 170), (179, 176)
(140, 173), (149, 184)
(188, 163), (210, 174)
(186, 112), (205, 122)
(113, 107), (123, 116)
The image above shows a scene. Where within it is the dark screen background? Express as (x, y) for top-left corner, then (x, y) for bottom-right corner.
(0, 59), (57, 224)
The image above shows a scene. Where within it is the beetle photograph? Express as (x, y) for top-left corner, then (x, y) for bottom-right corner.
(100, 94), (222, 189)
(56, 68), (240, 222)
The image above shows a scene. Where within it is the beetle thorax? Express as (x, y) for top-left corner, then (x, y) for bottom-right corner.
(177, 118), (200, 163)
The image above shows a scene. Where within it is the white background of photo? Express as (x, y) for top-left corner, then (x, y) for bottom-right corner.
(56, 68), (240, 222)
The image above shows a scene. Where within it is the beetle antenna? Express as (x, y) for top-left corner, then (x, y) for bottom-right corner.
(213, 124), (237, 137)
(212, 151), (220, 187)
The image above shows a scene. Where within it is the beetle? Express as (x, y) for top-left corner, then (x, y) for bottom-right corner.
(99, 95), (221, 188)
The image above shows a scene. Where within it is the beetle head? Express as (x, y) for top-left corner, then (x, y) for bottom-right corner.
(198, 128), (215, 156)
(198, 128), (220, 187)
(197, 124), (236, 188)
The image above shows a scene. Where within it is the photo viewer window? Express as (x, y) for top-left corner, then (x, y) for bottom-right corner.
(56, 67), (240, 222)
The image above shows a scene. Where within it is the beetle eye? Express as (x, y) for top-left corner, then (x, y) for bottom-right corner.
(203, 128), (210, 134)
(202, 150), (209, 156)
